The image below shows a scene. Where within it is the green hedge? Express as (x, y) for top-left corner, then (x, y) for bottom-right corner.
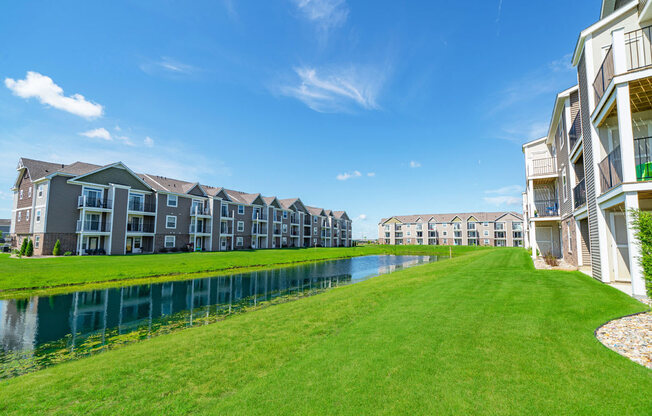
(630, 209), (652, 298)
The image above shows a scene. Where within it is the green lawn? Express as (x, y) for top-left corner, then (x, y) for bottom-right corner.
(0, 245), (475, 296)
(0, 248), (649, 415)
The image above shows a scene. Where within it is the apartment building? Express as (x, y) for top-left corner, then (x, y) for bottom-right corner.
(9, 158), (352, 255)
(378, 212), (524, 247)
(523, 0), (652, 299)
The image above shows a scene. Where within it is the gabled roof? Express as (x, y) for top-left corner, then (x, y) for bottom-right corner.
(141, 173), (194, 193)
(379, 212), (523, 225)
(262, 196), (282, 208)
(333, 211), (350, 221)
(279, 198), (299, 210)
(306, 205), (327, 216)
(71, 162), (153, 191)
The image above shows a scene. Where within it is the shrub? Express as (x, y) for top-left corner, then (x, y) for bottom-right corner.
(19, 238), (28, 256)
(543, 252), (558, 267)
(52, 239), (61, 256)
(63, 251), (73, 256)
(171, 247), (179, 252)
(159, 247), (168, 253)
(12, 249), (21, 258)
(629, 209), (652, 298)
(25, 239), (34, 257)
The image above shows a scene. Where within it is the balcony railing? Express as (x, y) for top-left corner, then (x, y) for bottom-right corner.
(127, 222), (155, 233)
(625, 25), (652, 72)
(533, 199), (560, 217)
(635, 137), (652, 181)
(252, 211), (268, 221)
(221, 208), (233, 218)
(76, 220), (111, 232)
(529, 157), (557, 177)
(190, 205), (210, 216)
(599, 146), (623, 193)
(569, 112), (582, 149)
(290, 216), (300, 224)
(78, 195), (112, 209)
(220, 224), (233, 234)
(128, 200), (156, 213)
(190, 223), (212, 234)
(593, 46), (614, 104)
(273, 228), (282, 235)
(304, 217), (311, 225)
(573, 178), (586, 209)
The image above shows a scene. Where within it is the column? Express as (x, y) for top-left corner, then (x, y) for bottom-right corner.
(625, 191), (646, 298)
(616, 82), (637, 183)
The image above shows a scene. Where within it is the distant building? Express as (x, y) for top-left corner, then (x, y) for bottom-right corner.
(9, 158), (352, 255)
(0, 219), (9, 236)
(378, 212), (523, 247)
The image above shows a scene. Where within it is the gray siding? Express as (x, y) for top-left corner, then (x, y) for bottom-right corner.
(110, 188), (128, 254)
(45, 176), (81, 233)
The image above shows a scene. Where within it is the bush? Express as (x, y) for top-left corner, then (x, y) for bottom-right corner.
(629, 209), (652, 298)
(63, 251), (73, 256)
(25, 239), (34, 257)
(159, 247), (168, 253)
(52, 239), (61, 256)
(543, 252), (558, 267)
(12, 249), (21, 258)
(171, 247), (179, 252)
(19, 238), (28, 256)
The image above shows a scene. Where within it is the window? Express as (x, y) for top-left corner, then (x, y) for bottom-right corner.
(483, 222), (489, 227)
(568, 223), (573, 253)
(36, 209), (41, 223)
(407, 239), (411, 244)
(562, 169), (568, 201)
(26, 210), (30, 222)
(37, 184), (43, 198)
(313, 226), (317, 234)
(129, 193), (144, 211)
(17, 211), (21, 222)
(484, 230), (489, 236)
(283, 224), (288, 233)
(384, 225), (390, 230)
(236, 237), (243, 246)
(167, 194), (178, 207)
(313, 238), (317, 244)
(513, 222), (523, 231)
(385, 232), (390, 238)
(442, 223), (447, 228)
(164, 236), (175, 248)
(407, 231), (411, 236)
(416, 224), (422, 230)
(35, 235), (40, 248)
(166, 215), (177, 229)
(313, 215), (316, 223)
(237, 221), (244, 232)
(19, 190), (23, 199)
(28, 187), (32, 198)
(238, 205), (245, 215)
(484, 239), (490, 245)
(443, 231), (447, 236)
(468, 222), (476, 230)
(513, 231), (523, 239)
(495, 222), (505, 230)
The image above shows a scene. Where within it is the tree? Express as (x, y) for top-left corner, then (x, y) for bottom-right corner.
(20, 238), (28, 256)
(53, 239), (61, 256)
(26, 239), (34, 257)
(630, 209), (652, 298)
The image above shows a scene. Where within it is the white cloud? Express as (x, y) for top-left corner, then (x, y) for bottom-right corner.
(80, 127), (112, 141)
(485, 185), (523, 195)
(483, 196), (522, 206)
(292, 0), (348, 29)
(280, 65), (384, 113)
(140, 57), (196, 76)
(355, 214), (367, 221)
(116, 135), (135, 146)
(336, 170), (362, 181)
(5, 71), (103, 119)
(144, 136), (155, 147)
(409, 160), (421, 168)
(367, 172), (375, 177)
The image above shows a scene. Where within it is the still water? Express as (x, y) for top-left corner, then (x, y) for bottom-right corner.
(0, 255), (440, 379)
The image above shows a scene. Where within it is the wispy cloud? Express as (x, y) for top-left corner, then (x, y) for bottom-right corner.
(409, 160), (421, 168)
(5, 71), (103, 119)
(140, 57), (197, 76)
(336, 170), (362, 181)
(355, 214), (367, 221)
(280, 65), (384, 113)
(292, 0), (349, 30)
(144, 136), (155, 147)
(483, 184), (523, 206)
(367, 172), (375, 177)
(80, 128), (112, 141)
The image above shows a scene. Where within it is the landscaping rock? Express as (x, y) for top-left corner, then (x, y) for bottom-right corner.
(596, 312), (652, 370)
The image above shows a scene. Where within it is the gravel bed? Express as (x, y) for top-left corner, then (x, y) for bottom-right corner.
(596, 312), (652, 370)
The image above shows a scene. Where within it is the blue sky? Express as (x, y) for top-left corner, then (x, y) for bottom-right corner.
(0, 0), (597, 238)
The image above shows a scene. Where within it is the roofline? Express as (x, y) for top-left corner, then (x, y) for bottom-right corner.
(546, 85), (579, 144)
(68, 162), (153, 191)
(522, 136), (548, 152)
(572, 1), (637, 66)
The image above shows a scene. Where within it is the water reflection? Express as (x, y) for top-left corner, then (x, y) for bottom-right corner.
(0, 255), (438, 379)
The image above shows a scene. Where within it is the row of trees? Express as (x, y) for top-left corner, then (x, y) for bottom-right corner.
(16, 238), (62, 257)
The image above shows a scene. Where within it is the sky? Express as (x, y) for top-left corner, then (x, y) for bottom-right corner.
(0, 0), (598, 238)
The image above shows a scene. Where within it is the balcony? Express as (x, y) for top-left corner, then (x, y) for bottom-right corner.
(252, 225), (267, 235)
(78, 195), (112, 209)
(290, 215), (300, 224)
(220, 224), (233, 234)
(593, 46), (614, 104)
(273, 227), (282, 236)
(528, 157), (557, 177)
(189, 223), (212, 234)
(533, 199), (560, 218)
(221, 208), (233, 219)
(128, 200), (156, 213)
(76, 220), (111, 232)
(127, 222), (155, 233)
(190, 205), (211, 216)
(573, 178), (586, 209)
(599, 146), (623, 193)
(304, 217), (311, 225)
(569, 112), (582, 150)
(625, 25), (652, 72)
(635, 137), (652, 181)
(252, 211), (268, 221)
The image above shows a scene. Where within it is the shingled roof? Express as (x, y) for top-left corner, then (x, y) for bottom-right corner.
(379, 212), (523, 224)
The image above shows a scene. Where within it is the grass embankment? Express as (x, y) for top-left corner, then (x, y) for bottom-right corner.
(0, 245), (474, 297)
(1, 248), (650, 415)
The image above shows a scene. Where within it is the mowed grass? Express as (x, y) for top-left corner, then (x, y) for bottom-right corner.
(0, 248), (650, 415)
(0, 245), (474, 294)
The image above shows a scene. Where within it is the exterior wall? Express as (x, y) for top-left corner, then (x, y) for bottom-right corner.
(14, 170), (34, 235)
(561, 217), (579, 266)
(110, 187), (129, 255)
(45, 176), (80, 234)
(155, 193), (192, 252)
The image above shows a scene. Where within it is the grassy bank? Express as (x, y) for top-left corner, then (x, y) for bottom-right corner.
(0, 245), (474, 296)
(1, 248), (649, 415)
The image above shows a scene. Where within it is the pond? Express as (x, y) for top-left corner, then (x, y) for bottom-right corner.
(0, 254), (442, 379)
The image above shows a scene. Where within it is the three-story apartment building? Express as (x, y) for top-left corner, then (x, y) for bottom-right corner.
(523, 0), (652, 299)
(378, 212), (524, 247)
(9, 158), (352, 255)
